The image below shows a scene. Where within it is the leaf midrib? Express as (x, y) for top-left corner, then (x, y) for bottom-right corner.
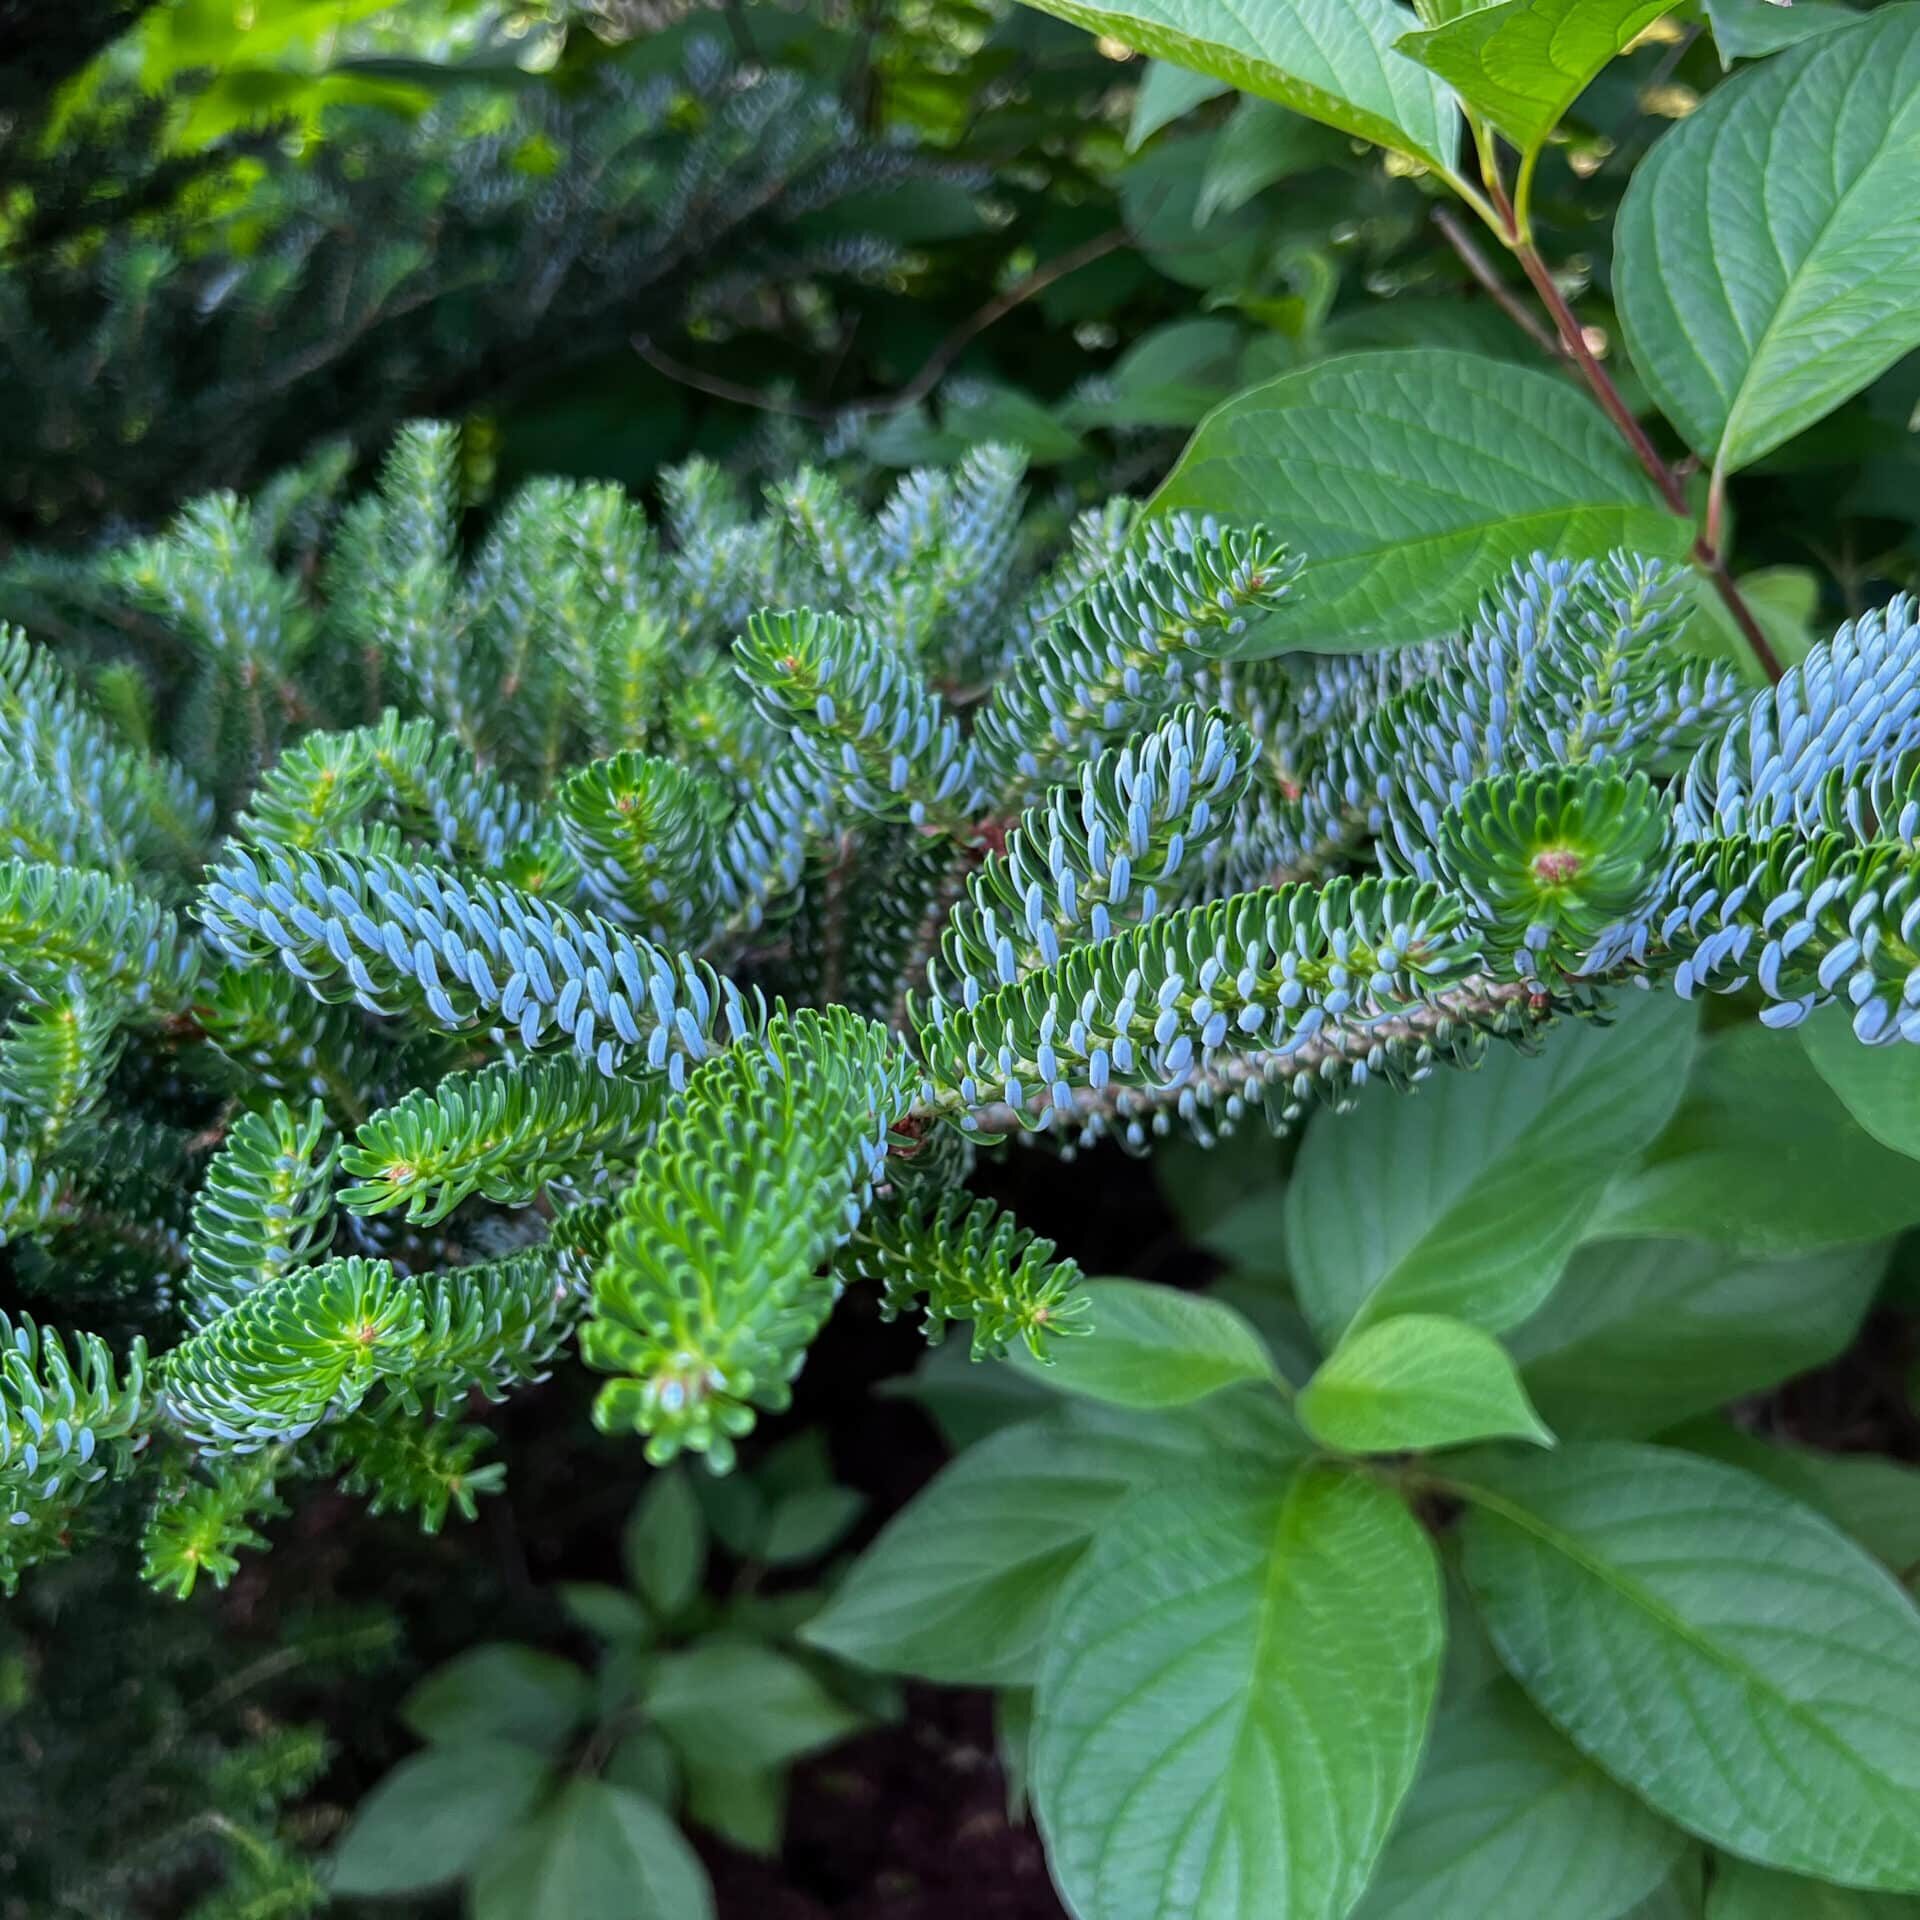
(1198, 1468), (1336, 1913)
(1705, 17), (1920, 467)
(1044, 1473), (1317, 1915)
(1455, 1478), (1920, 1830)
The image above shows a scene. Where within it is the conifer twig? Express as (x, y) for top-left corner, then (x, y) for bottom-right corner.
(633, 227), (1127, 424)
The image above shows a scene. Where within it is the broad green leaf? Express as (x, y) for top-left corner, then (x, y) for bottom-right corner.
(1152, 350), (1688, 653)
(1353, 1683), (1684, 1920)
(1801, 1004), (1920, 1160)
(469, 1779), (713, 1920)
(1438, 1572), (1508, 1709)
(1288, 992), (1695, 1346)
(753, 1427), (839, 1498)
(139, 0), (400, 86)
(1300, 1315), (1552, 1453)
(1120, 137), (1287, 294)
(623, 1469), (706, 1619)
(402, 1644), (590, 1755)
(801, 1422), (1130, 1688)
(558, 1582), (654, 1645)
(1398, 0), (1681, 159)
(605, 1727), (681, 1807)
(1008, 1276), (1278, 1407)
(329, 1740), (552, 1894)
(1740, 567), (1822, 669)
(1615, 7), (1920, 474)
(1702, 0), (1860, 66)
(645, 1645), (862, 1773)
(1209, 1279), (1321, 1387)
(1127, 58), (1228, 149)
(1683, 565), (1823, 681)
(1708, 1858), (1920, 1918)
(1324, 295), (1537, 362)
(1625, 1861), (1710, 1919)
(999, 1689), (1036, 1821)
(1667, 1420), (1920, 1580)
(944, 380), (1090, 465)
(877, 1335), (1055, 1450)
(1195, 99), (1343, 222)
(1413, 0), (1500, 23)
(854, 402), (966, 470)
(691, 1469), (768, 1558)
(759, 1485), (866, 1565)
(1508, 1237), (1885, 1436)
(1455, 1444), (1920, 1888)
(804, 1395), (1302, 1686)
(1055, 1382), (1309, 1458)
(1012, 0), (1463, 173)
(683, 1764), (785, 1856)
(1594, 1023), (1920, 1253)
(1033, 1465), (1442, 1920)
(720, 1587), (832, 1645)
(1066, 317), (1247, 430)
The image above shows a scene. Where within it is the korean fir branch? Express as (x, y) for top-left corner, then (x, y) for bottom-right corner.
(183, 1100), (337, 1330)
(339, 1054), (664, 1227)
(973, 515), (1300, 804)
(921, 706), (1254, 1020)
(1376, 588), (1920, 1025)
(0, 990), (125, 1160)
(1283, 552), (1739, 890)
(319, 1407), (507, 1537)
(112, 493), (317, 779)
(327, 423), (485, 752)
(0, 863), (203, 1238)
(733, 605), (987, 834)
(580, 1005), (918, 1471)
(0, 1313), (150, 1593)
(901, 579), (1920, 1157)
(555, 749), (732, 944)
(141, 1450), (289, 1600)
(842, 1190), (1089, 1361)
(0, 622), (213, 885)
(912, 874), (1502, 1148)
(160, 1244), (579, 1457)
(1633, 594), (1920, 1040)
(197, 841), (758, 1082)
(774, 445), (1033, 674)
(0, 860), (201, 1013)
(237, 709), (573, 895)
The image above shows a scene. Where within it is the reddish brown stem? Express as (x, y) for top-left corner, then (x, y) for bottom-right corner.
(1431, 208), (1562, 361)
(1455, 126), (1784, 683)
(1506, 240), (1785, 684)
(1511, 243), (1690, 516)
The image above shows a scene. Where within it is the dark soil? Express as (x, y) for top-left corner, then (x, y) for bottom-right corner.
(705, 1689), (1065, 1920)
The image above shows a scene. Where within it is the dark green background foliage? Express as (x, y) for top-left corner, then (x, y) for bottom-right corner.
(4, 1), (1920, 1917)
(8, 0), (1916, 610)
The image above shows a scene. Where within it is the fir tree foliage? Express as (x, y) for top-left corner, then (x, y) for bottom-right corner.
(584, 1004), (918, 1469)
(844, 1190), (1089, 1360)
(3, 31), (972, 534)
(3, 421), (1918, 1599)
(184, 1099), (336, 1328)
